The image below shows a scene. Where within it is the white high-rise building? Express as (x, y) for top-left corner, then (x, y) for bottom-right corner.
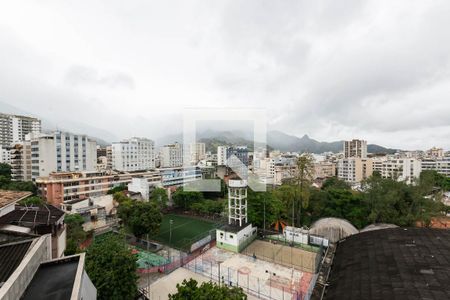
(30, 132), (97, 180)
(344, 139), (367, 158)
(0, 113), (41, 147)
(111, 137), (155, 171)
(421, 157), (450, 177)
(380, 158), (421, 184)
(160, 143), (183, 168)
(217, 146), (228, 166)
(189, 143), (206, 165)
(0, 145), (11, 164)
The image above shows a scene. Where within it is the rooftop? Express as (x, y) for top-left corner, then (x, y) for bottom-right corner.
(21, 255), (80, 300)
(0, 190), (32, 209)
(0, 233), (35, 285)
(0, 204), (65, 227)
(325, 228), (450, 300)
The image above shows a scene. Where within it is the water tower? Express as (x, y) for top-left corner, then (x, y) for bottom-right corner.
(228, 179), (248, 227)
(216, 180), (257, 253)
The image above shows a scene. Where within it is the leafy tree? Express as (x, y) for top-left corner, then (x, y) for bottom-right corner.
(169, 278), (247, 300)
(107, 184), (127, 194)
(361, 175), (443, 226)
(64, 214), (87, 254)
(128, 201), (163, 238)
(151, 187), (169, 207)
(321, 177), (350, 190)
(19, 196), (44, 205)
(65, 239), (78, 256)
(0, 163), (12, 178)
(191, 199), (225, 216)
(3, 181), (37, 194)
(247, 189), (284, 230)
(286, 153), (315, 227)
(86, 233), (138, 300)
(172, 189), (204, 210)
(0, 175), (10, 186)
(113, 191), (129, 203)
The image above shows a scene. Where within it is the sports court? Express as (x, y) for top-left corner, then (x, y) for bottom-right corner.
(184, 246), (316, 300)
(132, 247), (169, 269)
(152, 214), (220, 250)
(242, 240), (320, 273)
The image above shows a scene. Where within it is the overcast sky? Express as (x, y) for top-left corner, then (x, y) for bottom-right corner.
(1, 1), (449, 150)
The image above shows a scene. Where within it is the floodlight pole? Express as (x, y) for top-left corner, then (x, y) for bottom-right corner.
(169, 219), (173, 244)
(263, 196), (266, 238)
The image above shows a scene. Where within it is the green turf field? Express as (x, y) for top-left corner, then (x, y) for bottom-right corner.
(152, 214), (220, 250)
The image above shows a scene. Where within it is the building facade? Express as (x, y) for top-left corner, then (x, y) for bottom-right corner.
(314, 161), (336, 179)
(217, 146), (228, 166)
(36, 170), (161, 206)
(10, 142), (32, 181)
(30, 132), (97, 180)
(337, 158), (373, 184)
(380, 158), (421, 184)
(111, 137), (155, 171)
(344, 139), (367, 158)
(421, 157), (450, 177)
(189, 142), (206, 165)
(0, 113), (41, 147)
(160, 143), (183, 168)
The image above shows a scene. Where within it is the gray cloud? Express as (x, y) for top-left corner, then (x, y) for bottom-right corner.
(0, 1), (449, 149)
(65, 65), (135, 89)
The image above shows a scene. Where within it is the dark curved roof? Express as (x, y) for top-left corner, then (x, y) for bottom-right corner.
(0, 237), (33, 284)
(325, 228), (450, 300)
(0, 204), (64, 227)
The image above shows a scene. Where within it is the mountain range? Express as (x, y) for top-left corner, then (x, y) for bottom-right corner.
(0, 101), (399, 154)
(157, 129), (399, 154)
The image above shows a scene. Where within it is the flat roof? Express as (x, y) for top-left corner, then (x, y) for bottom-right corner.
(325, 228), (450, 300)
(21, 256), (80, 300)
(0, 190), (32, 209)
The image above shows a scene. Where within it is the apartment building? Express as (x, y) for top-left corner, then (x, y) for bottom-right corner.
(111, 137), (155, 171)
(337, 158), (373, 184)
(189, 142), (206, 165)
(371, 156), (388, 174)
(30, 132), (97, 180)
(217, 146), (228, 166)
(314, 161), (336, 178)
(344, 139), (367, 158)
(0, 113), (41, 147)
(426, 147), (444, 158)
(36, 170), (161, 206)
(106, 145), (112, 169)
(380, 158), (421, 184)
(10, 142), (32, 181)
(0, 145), (11, 164)
(160, 143), (183, 168)
(421, 157), (450, 177)
(159, 166), (202, 187)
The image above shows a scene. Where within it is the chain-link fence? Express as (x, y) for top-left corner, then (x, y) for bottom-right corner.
(184, 254), (318, 300)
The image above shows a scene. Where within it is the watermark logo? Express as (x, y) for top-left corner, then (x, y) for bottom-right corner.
(183, 108), (267, 192)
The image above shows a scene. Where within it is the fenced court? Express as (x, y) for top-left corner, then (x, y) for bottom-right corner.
(242, 240), (321, 274)
(152, 214), (222, 251)
(132, 247), (170, 269)
(184, 247), (317, 300)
